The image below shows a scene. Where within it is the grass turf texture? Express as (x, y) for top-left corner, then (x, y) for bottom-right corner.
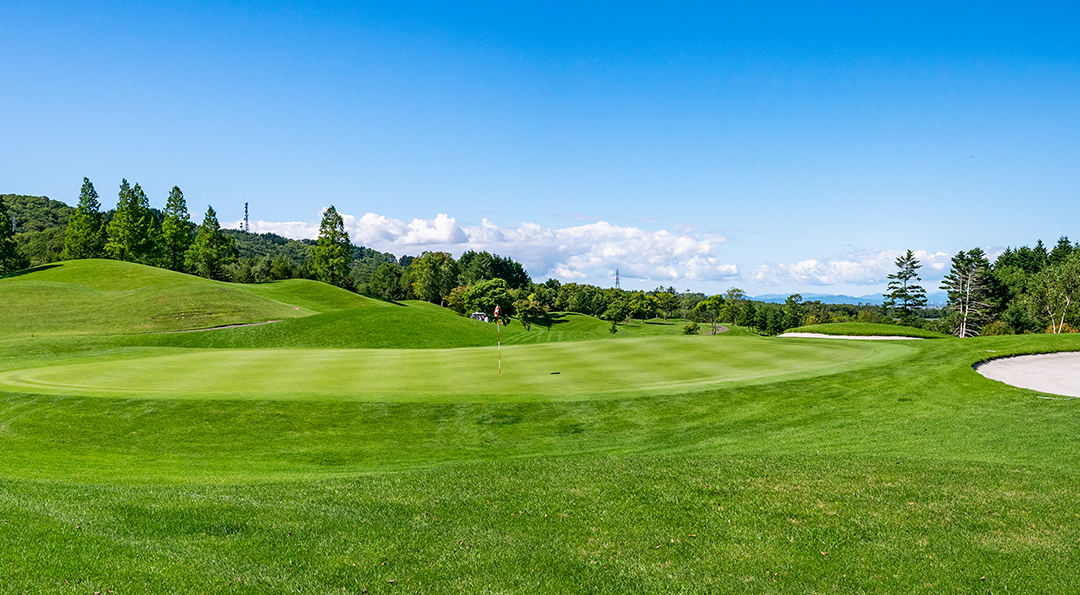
(2, 261), (1080, 593)
(786, 322), (948, 338)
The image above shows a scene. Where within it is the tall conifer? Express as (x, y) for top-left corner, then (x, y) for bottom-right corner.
(884, 250), (928, 326)
(105, 179), (155, 262)
(62, 177), (107, 260)
(310, 205), (353, 288)
(159, 186), (193, 271)
(185, 205), (237, 280)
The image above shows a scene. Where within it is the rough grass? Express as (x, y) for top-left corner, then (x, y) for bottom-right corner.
(786, 321), (948, 338)
(2, 260), (1080, 593)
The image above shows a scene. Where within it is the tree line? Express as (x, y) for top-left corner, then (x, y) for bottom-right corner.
(881, 240), (1080, 337)
(3, 180), (1077, 336)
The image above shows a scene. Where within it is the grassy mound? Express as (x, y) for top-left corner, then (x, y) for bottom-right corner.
(785, 321), (948, 338)
(0, 260), (312, 336)
(3, 260), (690, 349)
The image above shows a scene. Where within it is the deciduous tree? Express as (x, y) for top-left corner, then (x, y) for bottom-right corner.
(693, 294), (725, 333)
(941, 248), (992, 337)
(1024, 252), (1080, 334)
(0, 195), (27, 273)
(408, 251), (459, 305)
(722, 288), (746, 324)
(513, 296), (550, 330)
(462, 278), (514, 320)
(367, 262), (407, 300)
(653, 290), (677, 320)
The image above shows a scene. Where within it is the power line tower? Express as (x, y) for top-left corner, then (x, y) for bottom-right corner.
(615, 268), (620, 290)
(243, 202), (249, 232)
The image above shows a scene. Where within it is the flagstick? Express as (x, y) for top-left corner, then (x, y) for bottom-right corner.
(497, 316), (502, 376)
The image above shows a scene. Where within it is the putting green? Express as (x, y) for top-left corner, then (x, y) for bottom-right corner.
(0, 336), (913, 402)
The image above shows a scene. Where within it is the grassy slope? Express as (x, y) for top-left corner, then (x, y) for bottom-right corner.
(786, 321), (948, 338)
(2, 260), (1080, 593)
(0, 260), (313, 336)
(0, 261), (645, 349)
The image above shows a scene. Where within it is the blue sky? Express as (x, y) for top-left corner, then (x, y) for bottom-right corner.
(2, 2), (1078, 295)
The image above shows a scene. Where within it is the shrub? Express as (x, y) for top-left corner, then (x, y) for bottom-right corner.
(682, 321), (700, 335)
(980, 320), (1009, 336)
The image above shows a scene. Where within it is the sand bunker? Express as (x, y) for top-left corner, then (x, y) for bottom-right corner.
(779, 332), (923, 340)
(975, 352), (1080, 399)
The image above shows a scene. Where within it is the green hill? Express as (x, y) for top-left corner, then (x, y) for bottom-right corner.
(2, 259), (685, 349)
(0, 259), (313, 336)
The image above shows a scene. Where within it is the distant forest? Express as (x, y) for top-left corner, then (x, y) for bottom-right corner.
(3, 185), (1078, 337)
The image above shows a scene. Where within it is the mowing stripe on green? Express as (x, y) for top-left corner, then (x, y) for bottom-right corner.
(0, 336), (912, 402)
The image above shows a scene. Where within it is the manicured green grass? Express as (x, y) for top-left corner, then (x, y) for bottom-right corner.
(0, 336), (910, 402)
(2, 260), (1080, 593)
(786, 321), (949, 338)
(0, 260), (313, 336)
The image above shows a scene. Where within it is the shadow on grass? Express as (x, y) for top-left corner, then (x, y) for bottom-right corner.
(0, 263), (62, 279)
(361, 294), (409, 307)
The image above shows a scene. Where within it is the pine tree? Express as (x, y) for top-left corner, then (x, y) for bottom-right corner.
(185, 205), (237, 280)
(159, 186), (193, 271)
(62, 177), (107, 260)
(884, 250), (928, 326)
(0, 195), (27, 273)
(941, 248), (991, 337)
(105, 179), (155, 263)
(309, 205), (353, 288)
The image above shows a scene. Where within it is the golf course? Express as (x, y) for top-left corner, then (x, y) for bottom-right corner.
(2, 259), (1079, 593)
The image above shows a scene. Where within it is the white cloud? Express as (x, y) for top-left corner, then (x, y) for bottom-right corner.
(750, 249), (953, 287)
(231, 211), (739, 283)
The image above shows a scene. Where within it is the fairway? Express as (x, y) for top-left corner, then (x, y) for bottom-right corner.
(0, 336), (912, 402)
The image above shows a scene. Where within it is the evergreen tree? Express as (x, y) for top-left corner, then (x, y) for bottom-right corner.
(783, 293), (805, 329)
(941, 248), (992, 337)
(105, 179), (155, 263)
(185, 205), (237, 280)
(1048, 236), (1077, 265)
(884, 250), (927, 325)
(62, 177), (107, 260)
(309, 205), (353, 288)
(159, 186), (193, 271)
(0, 195), (27, 273)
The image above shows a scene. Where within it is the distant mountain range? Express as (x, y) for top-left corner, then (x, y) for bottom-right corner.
(752, 292), (949, 307)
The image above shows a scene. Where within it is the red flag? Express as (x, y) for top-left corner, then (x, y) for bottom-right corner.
(494, 305), (500, 318)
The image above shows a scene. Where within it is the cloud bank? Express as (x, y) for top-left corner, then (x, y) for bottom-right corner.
(231, 211), (739, 283)
(750, 249), (953, 287)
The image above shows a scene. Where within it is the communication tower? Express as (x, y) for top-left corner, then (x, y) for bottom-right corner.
(615, 269), (620, 290)
(243, 202), (249, 232)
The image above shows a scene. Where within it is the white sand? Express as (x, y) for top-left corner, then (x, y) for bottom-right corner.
(778, 332), (924, 340)
(975, 352), (1080, 399)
